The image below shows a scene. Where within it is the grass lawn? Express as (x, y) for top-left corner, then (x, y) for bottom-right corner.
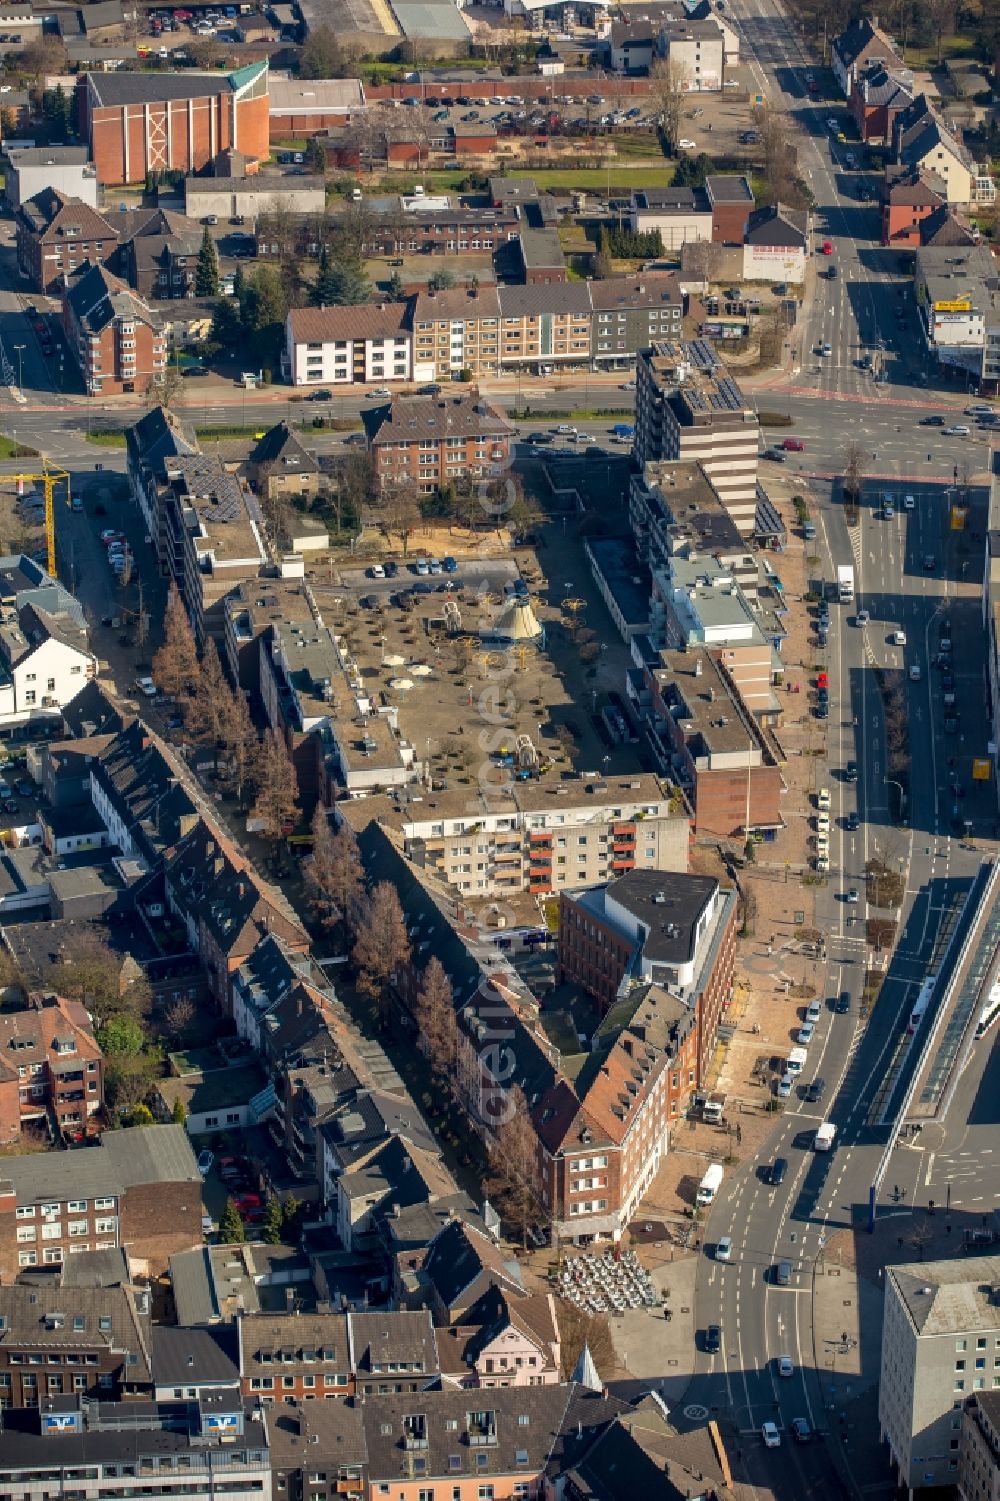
(610, 134), (666, 159)
(506, 164), (675, 189)
(902, 34), (979, 68)
(84, 431), (126, 448)
(0, 434), (36, 458)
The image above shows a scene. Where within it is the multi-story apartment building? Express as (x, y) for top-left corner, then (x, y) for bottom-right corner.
(635, 341), (760, 533)
(5, 146), (99, 212)
(161, 455), (268, 646)
(0, 1277), (153, 1409)
(0, 1394), (270, 1500)
(959, 1393), (1000, 1501)
(361, 1386), (579, 1500)
(62, 260), (166, 397)
(411, 284), (502, 382)
(650, 545), (783, 713)
(0, 992), (104, 1145)
(341, 772), (689, 899)
(589, 273), (684, 369)
(125, 405), (199, 554)
(236, 1309), (439, 1402)
(496, 282), (593, 371)
(880, 1255), (1000, 1493)
(660, 16), (725, 90)
(362, 390), (513, 495)
(286, 303), (412, 388)
(16, 189), (118, 293)
(0, 1123), (201, 1278)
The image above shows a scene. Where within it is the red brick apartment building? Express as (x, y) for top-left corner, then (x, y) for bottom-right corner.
(83, 63), (270, 187)
(62, 261), (165, 397)
(0, 993), (104, 1146)
(362, 390), (513, 494)
(0, 1123), (201, 1278)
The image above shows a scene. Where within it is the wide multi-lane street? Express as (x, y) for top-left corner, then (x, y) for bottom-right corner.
(0, 5), (995, 1491)
(677, 4), (1000, 1499)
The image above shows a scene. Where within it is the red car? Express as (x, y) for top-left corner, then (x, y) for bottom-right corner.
(821, 240), (833, 255)
(33, 319), (46, 335)
(782, 438), (805, 451)
(817, 672), (828, 689)
(235, 1193), (261, 1213)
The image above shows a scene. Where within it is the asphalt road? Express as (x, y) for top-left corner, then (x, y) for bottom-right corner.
(682, 4), (999, 1495)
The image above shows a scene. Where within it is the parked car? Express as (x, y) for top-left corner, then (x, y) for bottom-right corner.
(197, 1149), (214, 1177)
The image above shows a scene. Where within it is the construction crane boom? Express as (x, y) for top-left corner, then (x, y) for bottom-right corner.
(10, 463), (70, 578)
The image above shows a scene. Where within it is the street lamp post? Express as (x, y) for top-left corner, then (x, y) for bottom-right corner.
(13, 344), (24, 392)
(887, 777), (906, 820)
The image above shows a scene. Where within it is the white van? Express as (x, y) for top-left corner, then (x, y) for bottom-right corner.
(696, 1163), (724, 1205)
(786, 1046), (808, 1076)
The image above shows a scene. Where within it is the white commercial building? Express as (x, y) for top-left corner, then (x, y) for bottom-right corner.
(880, 1255), (1000, 1494)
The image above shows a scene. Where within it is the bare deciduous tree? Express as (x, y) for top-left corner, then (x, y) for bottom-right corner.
(152, 585), (200, 705)
(650, 57), (690, 148)
(352, 881), (410, 1029)
(414, 956), (457, 1093)
(485, 1083), (543, 1248)
(557, 1301), (617, 1380)
(305, 807), (363, 928)
(163, 996), (196, 1041)
(251, 730), (300, 845)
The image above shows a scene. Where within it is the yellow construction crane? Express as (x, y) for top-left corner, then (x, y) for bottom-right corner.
(11, 463), (70, 578)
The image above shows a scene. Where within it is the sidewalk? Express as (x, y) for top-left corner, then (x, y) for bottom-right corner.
(808, 1204), (980, 1499)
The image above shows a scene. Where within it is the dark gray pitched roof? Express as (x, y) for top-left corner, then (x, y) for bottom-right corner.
(422, 1219), (523, 1312)
(362, 392), (511, 447)
(497, 282), (593, 319)
(249, 421), (320, 475)
(151, 1325), (239, 1388)
(362, 1384), (575, 1484)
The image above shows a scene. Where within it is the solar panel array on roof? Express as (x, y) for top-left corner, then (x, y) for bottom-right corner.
(686, 339), (720, 370)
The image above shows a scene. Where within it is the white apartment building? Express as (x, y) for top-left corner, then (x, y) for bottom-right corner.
(880, 1255), (1000, 1494)
(660, 18), (725, 91)
(285, 304), (411, 388)
(341, 773), (689, 898)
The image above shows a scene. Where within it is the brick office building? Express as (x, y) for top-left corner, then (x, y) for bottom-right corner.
(362, 390), (513, 495)
(557, 867), (738, 1080)
(82, 63), (270, 187)
(16, 189), (118, 294)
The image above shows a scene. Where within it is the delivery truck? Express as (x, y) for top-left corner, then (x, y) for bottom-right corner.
(696, 1163), (724, 1205)
(837, 564), (855, 603)
(814, 1122), (837, 1152)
